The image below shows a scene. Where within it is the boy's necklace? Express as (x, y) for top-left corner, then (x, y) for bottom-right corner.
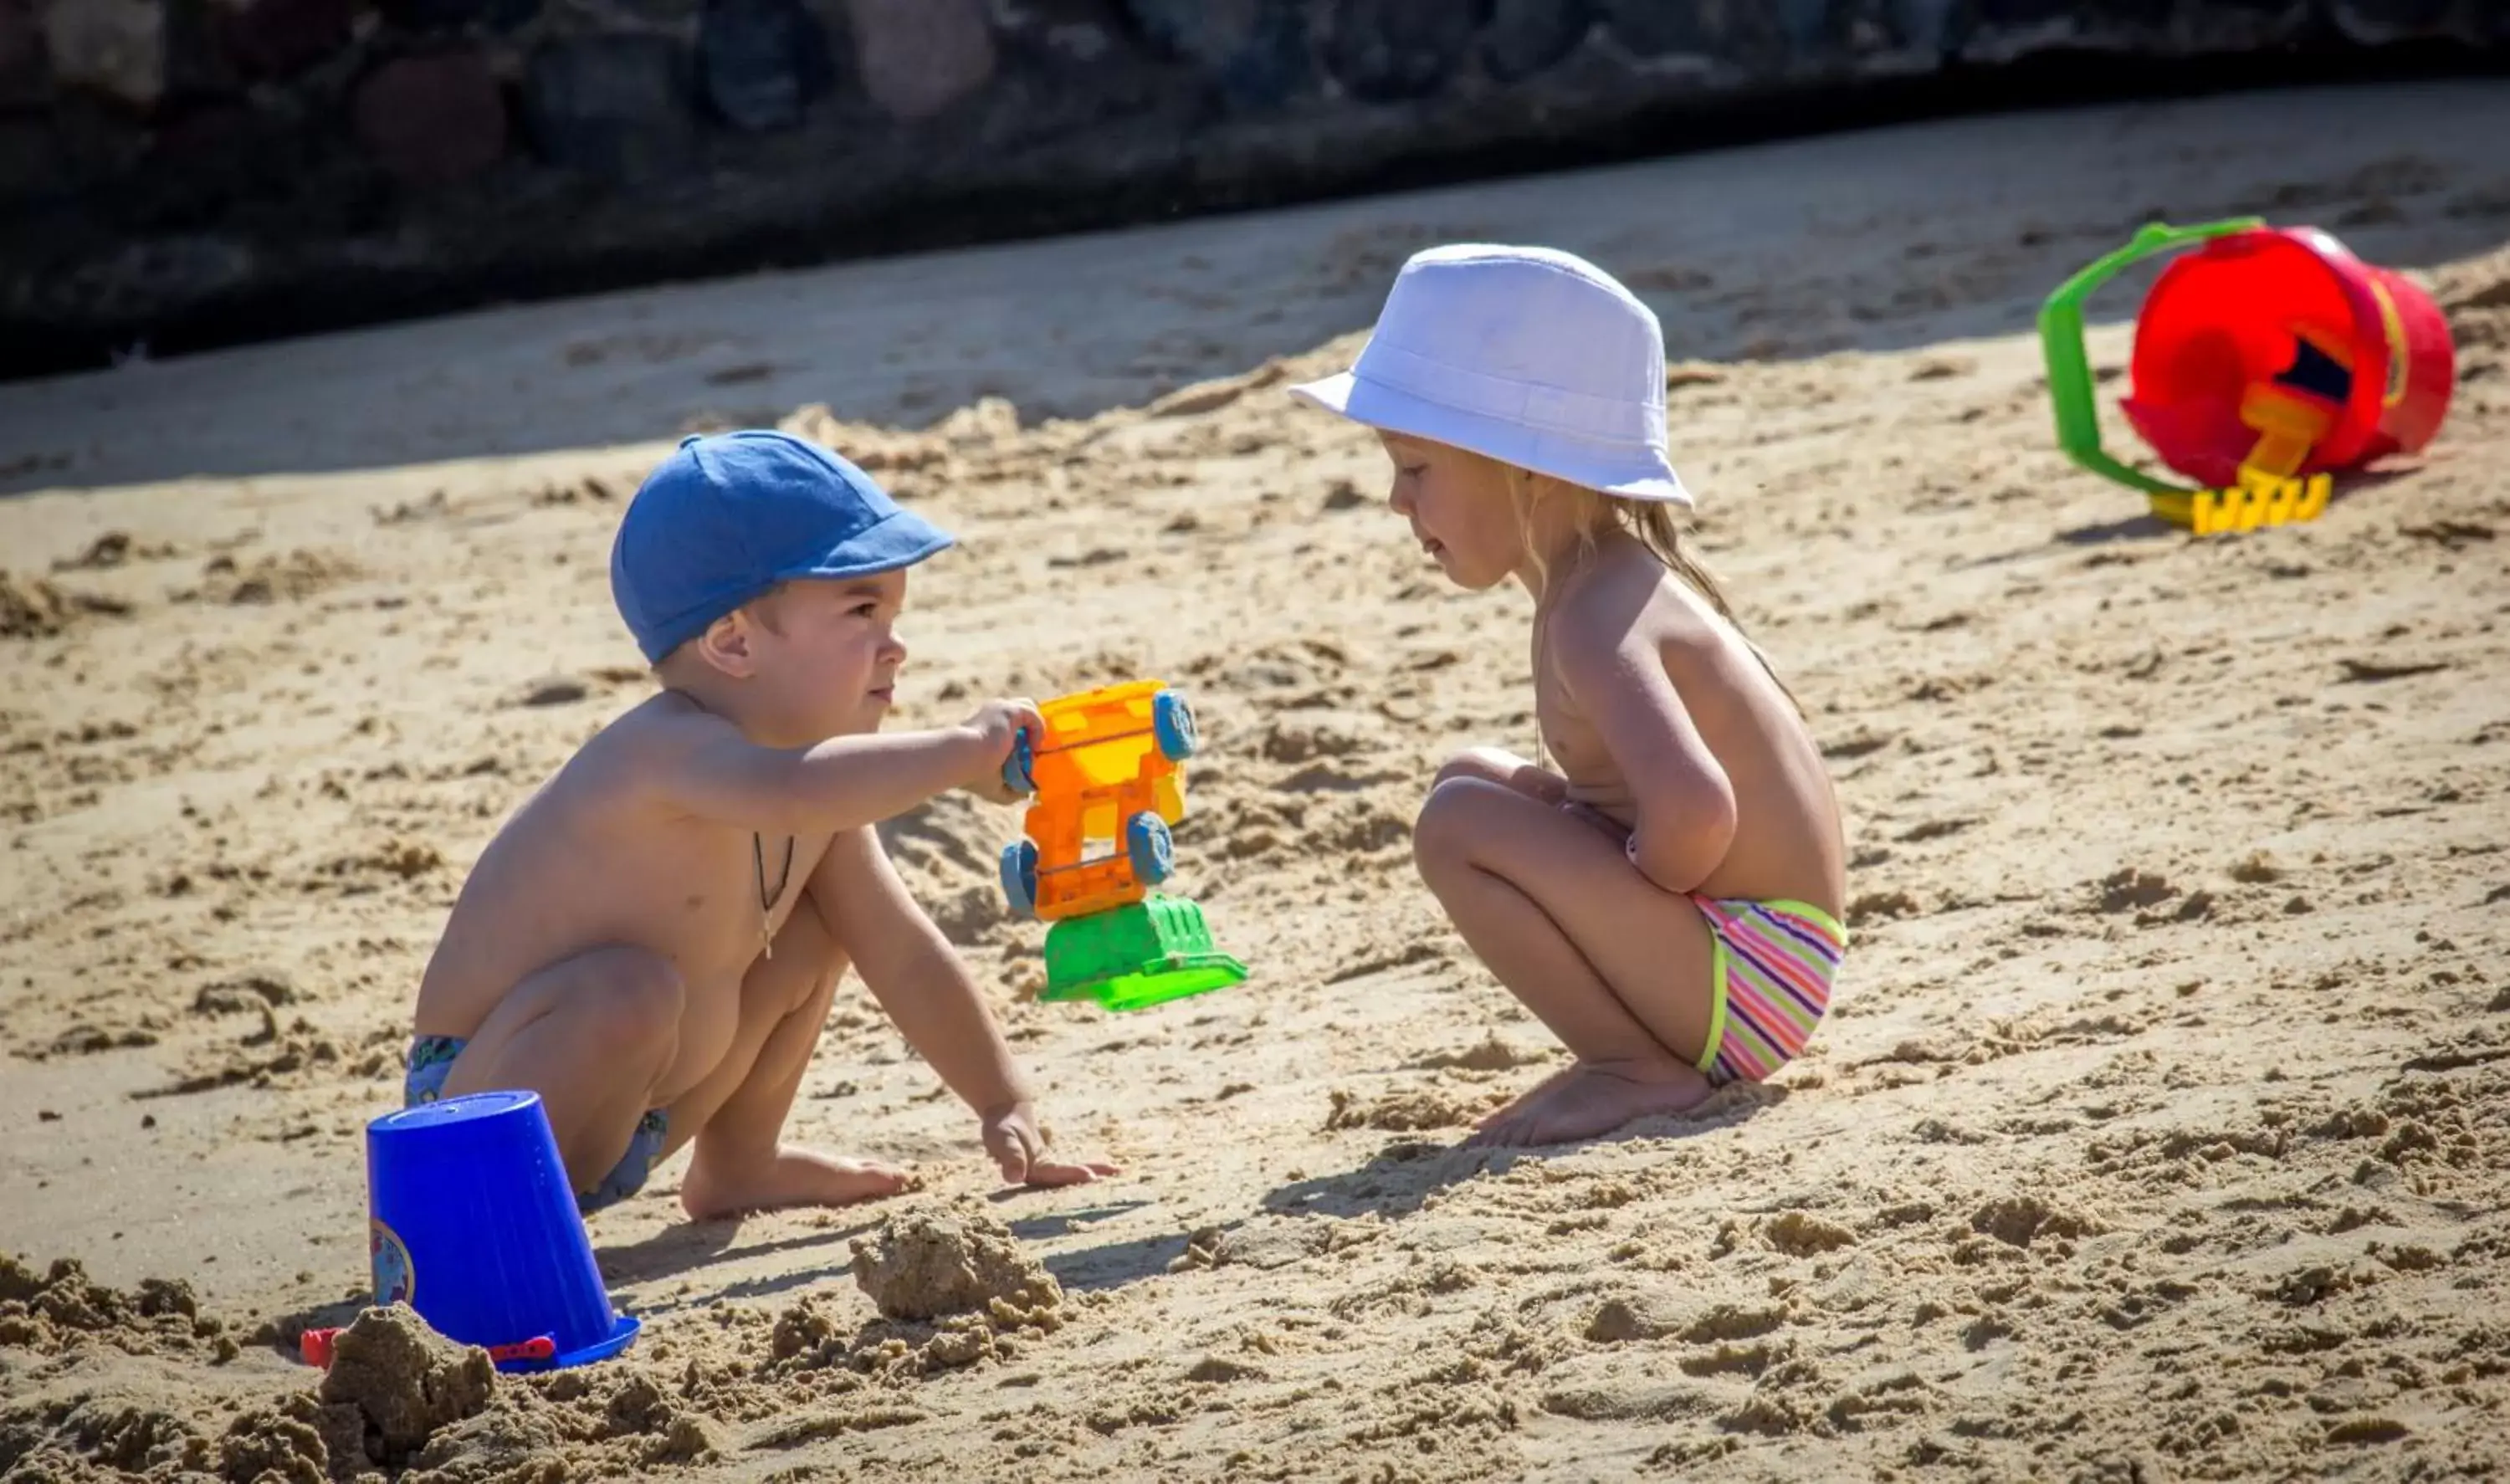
(649, 691), (797, 959)
(753, 832), (794, 960)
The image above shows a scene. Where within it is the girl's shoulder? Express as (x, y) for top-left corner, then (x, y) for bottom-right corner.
(1555, 545), (1720, 642)
(1541, 555), (1715, 691)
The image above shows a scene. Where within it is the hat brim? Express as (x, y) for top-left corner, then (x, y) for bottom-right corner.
(776, 507), (957, 585)
(633, 509), (956, 663)
(1288, 371), (1693, 506)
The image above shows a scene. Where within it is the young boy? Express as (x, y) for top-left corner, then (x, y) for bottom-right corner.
(406, 429), (1114, 1219)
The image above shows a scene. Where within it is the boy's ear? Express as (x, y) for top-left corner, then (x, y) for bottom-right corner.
(692, 610), (761, 679)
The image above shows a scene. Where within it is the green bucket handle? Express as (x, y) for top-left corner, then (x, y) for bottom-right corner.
(2036, 217), (2265, 496)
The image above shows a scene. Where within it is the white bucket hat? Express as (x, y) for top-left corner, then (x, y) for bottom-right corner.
(1288, 243), (1692, 506)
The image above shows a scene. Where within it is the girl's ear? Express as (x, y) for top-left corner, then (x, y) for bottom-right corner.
(693, 610), (760, 679)
(1501, 462), (1544, 509)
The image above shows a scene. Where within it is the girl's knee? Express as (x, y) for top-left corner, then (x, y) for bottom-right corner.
(1413, 774), (1498, 878)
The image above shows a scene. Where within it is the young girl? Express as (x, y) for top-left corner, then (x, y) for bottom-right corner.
(1290, 244), (1849, 1147)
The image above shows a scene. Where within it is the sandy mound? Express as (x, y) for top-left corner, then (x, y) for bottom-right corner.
(184, 1307), (725, 1484)
(0, 1256), (234, 1362)
(1324, 1082), (1509, 1132)
(185, 549), (363, 607)
(313, 1305), (495, 1468)
(104, 1305), (499, 1484)
(0, 1382), (223, 1482)
(392, 1369), (725, 1483)
(0, 1261), (275, 1484)
(848, 1206), (1063, 1327)
(0, 571), (127, 640)
(688, 1207), (1083, 1382)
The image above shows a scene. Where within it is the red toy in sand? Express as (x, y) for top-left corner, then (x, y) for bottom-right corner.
(2120, 225), (2455, 490)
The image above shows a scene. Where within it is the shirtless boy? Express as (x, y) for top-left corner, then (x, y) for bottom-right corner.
(407, 430), (1114, 1218)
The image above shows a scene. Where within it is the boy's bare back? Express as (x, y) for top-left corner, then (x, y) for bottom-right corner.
(401, 431), (1114, 1215)
(414, 693), (836, 1099)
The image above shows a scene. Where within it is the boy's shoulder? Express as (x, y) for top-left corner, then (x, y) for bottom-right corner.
(558, 690), (734, 798)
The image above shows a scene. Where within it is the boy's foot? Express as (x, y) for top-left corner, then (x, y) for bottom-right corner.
(680, 1146), (920, 1220)
(1465, 1059), (1712, 1148)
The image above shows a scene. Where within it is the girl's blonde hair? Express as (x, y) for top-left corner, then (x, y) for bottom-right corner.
(1503, 466), (1735, 620)
(1504, 465), (1799, 711)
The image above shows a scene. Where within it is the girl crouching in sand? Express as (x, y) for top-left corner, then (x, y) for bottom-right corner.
(1291, 244), (1849, 1147)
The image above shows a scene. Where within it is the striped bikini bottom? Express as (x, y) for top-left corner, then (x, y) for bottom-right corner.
(1688, 896), (1847, 1086)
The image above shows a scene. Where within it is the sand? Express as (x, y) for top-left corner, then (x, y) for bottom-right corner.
(848, 1207), (1065, 1325)
(3, 79), (2509, 1482)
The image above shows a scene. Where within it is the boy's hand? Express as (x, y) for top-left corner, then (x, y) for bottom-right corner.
(960, 699), (1047, 805)
(981, 1103), (1119, 1189)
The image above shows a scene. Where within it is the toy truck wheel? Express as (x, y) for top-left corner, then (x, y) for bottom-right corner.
(1126, 812), (1174, 887)
(1001, 732), (1036, 796)
(1000, 841), (1040, 917)
(1152, 688), (1198, 762)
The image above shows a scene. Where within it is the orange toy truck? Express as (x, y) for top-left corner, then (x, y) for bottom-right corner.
(997, 681), (1198, 921)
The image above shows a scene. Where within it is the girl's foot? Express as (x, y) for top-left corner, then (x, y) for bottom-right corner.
(680, 1145), (919, 1220)
(1471, 1062), (1579, 1133)
(1466, 1059), (1713, 1148)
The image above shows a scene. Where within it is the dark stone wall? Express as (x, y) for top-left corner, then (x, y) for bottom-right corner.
(1, 0), (2502, 377)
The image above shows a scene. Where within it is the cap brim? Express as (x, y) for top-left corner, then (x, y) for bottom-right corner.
(628, 508), (956, 663)
(778, 508), (958, 582)
(1288, 371), (1692, 506)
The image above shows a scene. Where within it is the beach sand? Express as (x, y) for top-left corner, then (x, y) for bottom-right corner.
(3, 79), (2507, 1482)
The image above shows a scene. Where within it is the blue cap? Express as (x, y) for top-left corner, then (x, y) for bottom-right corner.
(609, 430), (955, 663)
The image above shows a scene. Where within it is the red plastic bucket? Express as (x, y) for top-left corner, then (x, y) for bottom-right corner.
(2120, 227), (2455, 490)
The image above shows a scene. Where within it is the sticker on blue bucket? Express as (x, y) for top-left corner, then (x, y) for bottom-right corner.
(366, 1089), (640, 1372)
(370, 1219), (414, 1307)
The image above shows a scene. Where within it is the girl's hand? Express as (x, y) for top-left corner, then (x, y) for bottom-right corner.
(1561, 800), (1676, 887)
(1559, 798), (1632, 846)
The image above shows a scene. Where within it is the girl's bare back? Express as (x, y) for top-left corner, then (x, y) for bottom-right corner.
(1536, 541), (1846, 916)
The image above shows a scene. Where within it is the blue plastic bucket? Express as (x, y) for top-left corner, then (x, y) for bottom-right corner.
(366, 1090), (639, 1371)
